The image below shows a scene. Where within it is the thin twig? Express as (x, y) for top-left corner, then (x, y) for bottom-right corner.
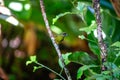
(35, 62), (66, 80)
(92, 0), (107, 71)
(39, 0), (72, 80)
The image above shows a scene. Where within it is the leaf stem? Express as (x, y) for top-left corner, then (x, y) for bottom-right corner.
(35, 62), (66, 80)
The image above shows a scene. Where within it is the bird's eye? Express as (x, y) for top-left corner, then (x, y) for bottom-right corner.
(62, 32), (67, 36)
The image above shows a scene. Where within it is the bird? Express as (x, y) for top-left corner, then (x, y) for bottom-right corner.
(55, 32), (67, 44)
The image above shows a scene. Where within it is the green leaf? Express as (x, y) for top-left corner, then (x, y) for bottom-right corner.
(75, 1), (91, 23)
(84, 6), (95, 25)
(33, 66), (42, 72)
(59, 52), (72, 68)
(77, 68), (83, 79)
(26, 61), (32, 66)
(96, 77), (106, 80)
(62, 52), (72, 65)
(30, 56), (37, 62)
(102, 71), (110, 75)
(91, 74), (111, 80)
(76, 2), (87, 12)
(87, 33), (100, 58)
(77, 65), (98, 79)
(88, 40), (100, 58)
(68, 51), (97, 65)
(51, 25), (62, 34)
(104, 62), (120, 78)
(52, 12), (71, 25)
(101, 11), (120, 45)
(112, 68), (120, 78)
(81, 65), (98, 71)
(104, 62), (117, 69)
(26, 56), (37, 66)
(78, 35), (86, 40)
(111, 41), (120, 48)
(79, 21), (97, 34)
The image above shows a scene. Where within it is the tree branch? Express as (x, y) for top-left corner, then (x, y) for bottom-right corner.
(92, 0), (107, 71)
(39, 0), (72, 80)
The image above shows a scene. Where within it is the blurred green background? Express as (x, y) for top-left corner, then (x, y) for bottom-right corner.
(0, 0), (120, 80)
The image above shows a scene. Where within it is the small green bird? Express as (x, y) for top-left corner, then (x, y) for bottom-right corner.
(55, 32), (67, 44)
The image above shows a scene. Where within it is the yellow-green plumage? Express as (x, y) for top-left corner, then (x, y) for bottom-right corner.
(55, 32), (67, 44)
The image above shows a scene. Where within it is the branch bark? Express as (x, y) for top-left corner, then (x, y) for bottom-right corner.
(92, 0), (107, 71)
(39, 0), (72, 80)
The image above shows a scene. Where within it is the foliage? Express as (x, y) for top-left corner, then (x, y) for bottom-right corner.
(66, 0), (120, 80)
(50, 0), (120, 79)
(1, 0), (120, 80)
